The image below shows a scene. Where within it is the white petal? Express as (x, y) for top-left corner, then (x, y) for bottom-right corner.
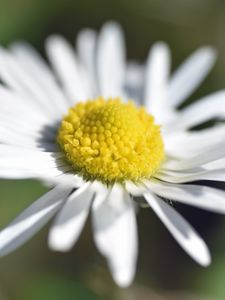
(145, 180), (225, 213)
(0, 48), (55, 118)
(45, 173), (84, 189)
(0, 169), (39, 179)
(10, 42), (53, 75)
(144, 42), (173, 123)
(48, 183), (93, 251)
(0, 169), (80, 186)
(0, 112), (47, 134)
(0, 146), (63, 166)
(46, 35), (89, 103)
(10, 42), (69, 114)
(0, 104), (56, 151)
(144, 193), (211, 266)
(76, 29), (96, 74)
(0, 131), (56, 152)
(0, 124), (43, 147)
(92, 184), (138, 287)
(125, 181), (144, 196)
(0, 146), (70, 179)
(0, 186), (70, 256)
(167, 90), (225, 132)
(76, 29), (98, 96)
(165, 125), (225, 158)
(157, 169), (225, 183)
(124, 62), (144, 103)
(169, 47), (216, 107)
(0, 114), (54, 139)
(0, 145), (63, 158)
(97, 22), (125, 98)
(0, 85), (49, 124)
(0, 145), (79, 183)
(204, 157), (225, 170)
(163, 143), (225, 171)
(0, 168), (63, 180)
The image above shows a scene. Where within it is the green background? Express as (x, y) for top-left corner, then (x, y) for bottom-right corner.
(0, 0), (225, 299)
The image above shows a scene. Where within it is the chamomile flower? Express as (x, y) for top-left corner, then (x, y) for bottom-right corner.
(0, 22), (225, 287)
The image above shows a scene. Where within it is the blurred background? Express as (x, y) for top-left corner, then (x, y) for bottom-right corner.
(0, 0), (225, 299)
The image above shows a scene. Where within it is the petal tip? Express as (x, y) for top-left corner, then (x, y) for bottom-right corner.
(193, 244), (211, 267)
(48, 230), (72, 253)
(112, 269), (134, 288)
(199, 251), (211, 267)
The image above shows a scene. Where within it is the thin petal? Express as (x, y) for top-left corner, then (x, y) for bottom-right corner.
(165, 125), (225, 158)
(0, 48), (55, 118)
(144, 42), (172, 123)
(0, 145), (79, 184)
(0, 186), (70, 256)
(0, 170), (39, 179)
(97, 22), (125, 98)
(0, 169), (81, 187)
(163, 143), (225, 171)
(167, 90), (225, 132)
(0, 85), (49, 124)
(157, 169), (225, 183)
(203, 157), (225, 170)
(169, 47), (216, 107)
(10, 42), (69, 114)
(46, 35), (89, 103)
(92, 184), (138, 287)
(0, 145), (71, 179)
(125, 181), (144, 196)
(145, 180), (225, 213)
(124, 62), (144, 103)
(0, 129), (57, 151)
(144, 193), (211, 266)
(0, 146), (63, 168)
(76, 29), (98, 96)
(0, 113), (55, 140)
(48, 183), (93, 251)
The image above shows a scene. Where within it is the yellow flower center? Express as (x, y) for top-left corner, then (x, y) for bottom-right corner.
(57, 97), (164, 184)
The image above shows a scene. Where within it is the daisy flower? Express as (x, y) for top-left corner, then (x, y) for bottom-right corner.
(0, 22), (225, 287)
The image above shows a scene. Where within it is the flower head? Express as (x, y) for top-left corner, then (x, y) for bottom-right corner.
(0, 22), (225, 287)
(58, 97), (164, 183)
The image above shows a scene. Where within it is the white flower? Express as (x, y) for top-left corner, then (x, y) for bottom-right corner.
(0, 21), (225, 287)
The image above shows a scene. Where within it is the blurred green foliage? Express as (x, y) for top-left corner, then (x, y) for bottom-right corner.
(18, 274), (101, 300)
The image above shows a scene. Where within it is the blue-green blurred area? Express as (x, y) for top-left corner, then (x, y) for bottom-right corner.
(0, 0), (225, 299)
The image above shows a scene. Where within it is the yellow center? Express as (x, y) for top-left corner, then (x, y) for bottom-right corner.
(57, 97), (165, 184)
